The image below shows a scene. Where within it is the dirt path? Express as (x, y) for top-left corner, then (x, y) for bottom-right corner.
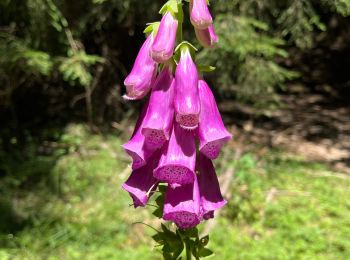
(221, 84), (350, 173)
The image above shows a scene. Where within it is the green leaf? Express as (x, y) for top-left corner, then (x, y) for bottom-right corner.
(162, 243), (173, 253)
(152, 233), (164, 244)
(152, 207), (163, 218)
(155, 195), (164, 207)
(173, 244), (184, 259)
(58, 51), (103, 86)
(197, 65), (216, 73)
(198, 248), (214, 258)
(162, 251), (173, 260)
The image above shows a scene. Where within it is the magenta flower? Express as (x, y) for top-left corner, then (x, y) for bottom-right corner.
(141, 66), (175, 149)
(122, 0), (230, 244)
(195, 24), (218, 48)
(124, 34), (157, 100)
(154, 123), (196, 185)
(151, 12), (178, 63)
(198, 80), (232, 159)
(122, 101), (157, 169)
(122, 151), (160, 208)
(190, 0), (213, 29)
(197, 153), (226, 218)
(163, 176), (201, 229)
(174, 47), (200, 130)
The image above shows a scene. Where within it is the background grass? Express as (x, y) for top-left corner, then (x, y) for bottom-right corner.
(0, 124), (349, 259)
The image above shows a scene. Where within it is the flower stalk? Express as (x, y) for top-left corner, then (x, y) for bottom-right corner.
(185, 238), (191, 260)
(121, 0), (227, 258)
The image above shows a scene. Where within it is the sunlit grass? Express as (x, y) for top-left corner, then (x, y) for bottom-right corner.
(210, 152), (350, 260)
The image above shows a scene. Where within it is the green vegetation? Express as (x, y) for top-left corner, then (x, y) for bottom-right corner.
(1, 1), (350, 259)
(0, 125), (156, 259)
(212, 152), (350, 259)
(1, 125), (349, 259)
(1, 0), (350, 124)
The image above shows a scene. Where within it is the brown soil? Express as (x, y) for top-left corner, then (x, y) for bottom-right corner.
(220, 84), (350, 173)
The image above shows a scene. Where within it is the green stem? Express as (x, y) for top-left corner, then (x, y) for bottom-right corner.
(176, 1), (184, 43)
(177, 23), (183, 43)
(185, 239), (191, 260)
(176, 17), (183, 44)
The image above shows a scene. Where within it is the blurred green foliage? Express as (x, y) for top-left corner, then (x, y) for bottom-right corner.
(211, 150), (350, 259)
(199, 0), (350, 106)
(0, 124), (349, 259)
(1, 0), (350, 118)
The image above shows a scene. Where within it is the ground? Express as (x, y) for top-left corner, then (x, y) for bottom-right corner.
(221, 83), (350, 174)
(0, 122), (349, 259)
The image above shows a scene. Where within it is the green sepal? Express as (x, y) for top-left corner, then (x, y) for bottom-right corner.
(152, 185), (166, 218)
(143, 22), (160, 36)
(164, 59), (177, 74)
(159, 0), (177, 15)
(198, 247), (214, 258)
(152, 207), (163, 218)
(181, 227), (199, 238)
(197, 64), (216, 73)
(175, 41), (198, 54)
(159, 0), (184, 23)
(174, 41), (198, 62)
(173, 53), (181, 65)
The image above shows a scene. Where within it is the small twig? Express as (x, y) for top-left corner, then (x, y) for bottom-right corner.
(70, 93), (86, 107)
(132, 222), (160, 233)
(64, 27), (79, 53)
(308, 171), (350, 180)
